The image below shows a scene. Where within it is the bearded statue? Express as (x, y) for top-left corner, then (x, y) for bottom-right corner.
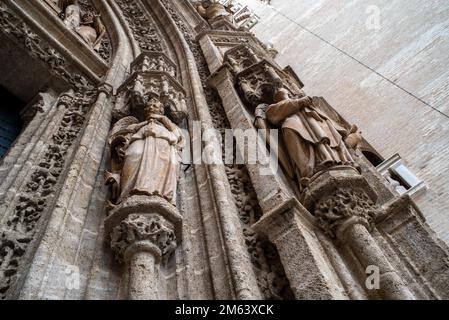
(258, 88), (359, 189)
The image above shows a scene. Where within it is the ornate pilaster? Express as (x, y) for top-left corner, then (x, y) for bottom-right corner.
(0, 84), (96, 299)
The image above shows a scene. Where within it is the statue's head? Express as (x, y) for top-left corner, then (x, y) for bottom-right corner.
(144, 98), (164, 118)
(82, 11), (95, 24)
(200, 0), (211, 8)
(273, 87), (290, 103)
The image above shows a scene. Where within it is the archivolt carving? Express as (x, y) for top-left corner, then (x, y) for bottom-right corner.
(115, 0), (163, 52)
(161, 0), (293, 300)
(227, 165), (294, 299)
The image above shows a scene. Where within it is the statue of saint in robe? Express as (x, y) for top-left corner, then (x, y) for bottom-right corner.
(106, 99), (185, 206)
(263, 88), (357, 187)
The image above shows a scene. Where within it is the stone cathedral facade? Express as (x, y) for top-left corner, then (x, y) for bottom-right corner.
(0, 0), (448, 300)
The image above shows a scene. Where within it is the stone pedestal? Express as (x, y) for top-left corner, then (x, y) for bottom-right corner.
(105, 195), (182, 300)
(303, 167), (415, 300)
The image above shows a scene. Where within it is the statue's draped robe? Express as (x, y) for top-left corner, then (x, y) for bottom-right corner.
(266, 99), (354, 179)
(77, 24), (98, 48)
(117, 116), (184, 205)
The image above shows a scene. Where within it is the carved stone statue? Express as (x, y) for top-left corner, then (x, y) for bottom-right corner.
(263, 88), (357, 186)
(106, 98), (185, 206)
(195, 0), (232, 22)
(77, 11), (106, 50)
(60, 0), (106, 50)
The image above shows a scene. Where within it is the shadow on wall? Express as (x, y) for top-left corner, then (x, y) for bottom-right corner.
(0, 86), (25, 159)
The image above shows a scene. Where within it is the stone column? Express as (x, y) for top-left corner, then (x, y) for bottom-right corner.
(105, 195), (182, 300)
(303, 167), (415, 300)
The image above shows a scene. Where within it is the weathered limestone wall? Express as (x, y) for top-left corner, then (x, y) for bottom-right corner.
(242, 0), (449, 244)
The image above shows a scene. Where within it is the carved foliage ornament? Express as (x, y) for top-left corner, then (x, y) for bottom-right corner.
(161, 0), (293, 300)
(115, 0), (163, 52)
(314, 187), (377, 239)
(45, 0), (112, 62)
(110, 214), (177, 263)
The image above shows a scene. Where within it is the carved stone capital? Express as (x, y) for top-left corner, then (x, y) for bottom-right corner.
(110, 213), (177, 263)
(105, 195), (182, 264)
(97, 82), (114, 97)
(314, 187), (377, 240)
(302, 167), (379, 240)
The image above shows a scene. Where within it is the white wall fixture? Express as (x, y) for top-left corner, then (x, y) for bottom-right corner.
(377, 154), (427, 197)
